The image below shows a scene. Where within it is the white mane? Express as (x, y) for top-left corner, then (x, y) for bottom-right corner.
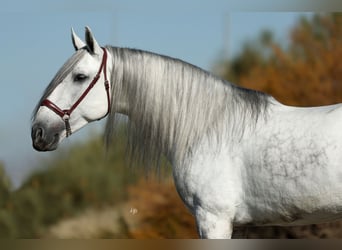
(104, 46), (270, 170)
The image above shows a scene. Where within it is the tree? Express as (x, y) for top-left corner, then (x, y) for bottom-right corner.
(221, 13), (342, 107)
(0, 162), (11, 206)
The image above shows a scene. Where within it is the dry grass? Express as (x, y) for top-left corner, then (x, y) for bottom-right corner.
(45, 177), (198, 239)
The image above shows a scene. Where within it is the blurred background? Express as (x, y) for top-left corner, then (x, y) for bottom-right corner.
(0, 0), (341, 238)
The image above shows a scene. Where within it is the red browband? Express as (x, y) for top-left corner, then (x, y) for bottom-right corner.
(41, 47), (111, 137)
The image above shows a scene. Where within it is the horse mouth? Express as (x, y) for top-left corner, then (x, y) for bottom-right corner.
(32, 125), (60, 151)
(33, 134), (59, 151)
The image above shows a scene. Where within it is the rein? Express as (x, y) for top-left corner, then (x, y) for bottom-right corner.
(41, 47), (111, 137)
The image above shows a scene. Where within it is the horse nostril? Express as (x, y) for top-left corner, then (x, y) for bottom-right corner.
(36, 127), (43, 138)
(32, 125), (44, 140)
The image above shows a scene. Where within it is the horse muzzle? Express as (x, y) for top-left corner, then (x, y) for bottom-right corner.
(31, 123), (61, 151)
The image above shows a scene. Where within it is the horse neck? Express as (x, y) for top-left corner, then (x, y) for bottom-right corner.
(112, 48), (230, 165)
(107, 47), (269, 168)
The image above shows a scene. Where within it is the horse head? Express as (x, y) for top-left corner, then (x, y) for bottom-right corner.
(31, 27), (110, 151)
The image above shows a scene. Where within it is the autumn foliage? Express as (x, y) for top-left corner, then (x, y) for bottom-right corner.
(224, 13), (342, 107)
(124, 178), (198, 239)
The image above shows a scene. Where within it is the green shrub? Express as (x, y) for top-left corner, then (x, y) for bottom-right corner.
(0, 209), (18, 238)
(11, 129), (140, 236)
(10, 188), (44, 237)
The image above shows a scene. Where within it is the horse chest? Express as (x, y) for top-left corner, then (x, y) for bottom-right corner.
(172, 143), (244, 216)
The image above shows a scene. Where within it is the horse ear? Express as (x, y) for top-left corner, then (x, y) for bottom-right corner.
(71, 28), (86, 51)
(85, 26), (102, 55)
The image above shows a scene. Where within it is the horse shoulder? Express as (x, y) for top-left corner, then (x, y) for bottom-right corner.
(172, 139), (246, 221)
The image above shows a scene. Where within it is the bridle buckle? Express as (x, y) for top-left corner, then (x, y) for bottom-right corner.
(62, 112), (72, 137)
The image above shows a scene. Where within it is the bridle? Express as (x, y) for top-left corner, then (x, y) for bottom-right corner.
(41, 47), (111, 137)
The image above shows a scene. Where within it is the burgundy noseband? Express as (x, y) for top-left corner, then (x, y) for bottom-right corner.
(41, 47), (111, 137)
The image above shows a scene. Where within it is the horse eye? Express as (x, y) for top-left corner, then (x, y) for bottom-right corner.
(74, 74), (88, 82)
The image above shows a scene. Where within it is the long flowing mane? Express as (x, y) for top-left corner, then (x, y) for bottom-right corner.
(104, 46), (270, 169)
